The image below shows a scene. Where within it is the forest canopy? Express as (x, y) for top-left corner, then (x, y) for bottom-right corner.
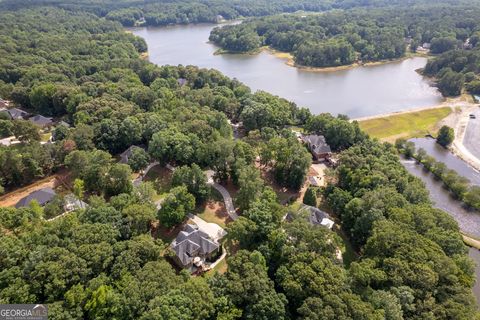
(0, 2), (478, 320)
(210, 5), (480, 68)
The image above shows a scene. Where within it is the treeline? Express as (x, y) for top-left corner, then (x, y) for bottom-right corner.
(210, 5), (480, 68)
(397, 140), (480, 211)
(2, 0), (480, 27)
(0, 8), (309, 193)
(424, 49), (480, 96)
(324, 139), (478, 318)
(0, 4), (478, 320)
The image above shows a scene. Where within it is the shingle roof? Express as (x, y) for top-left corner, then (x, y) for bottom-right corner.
(29, 115), (53, 126)
(171, 224), (219, 266)
(300, 205), (335, 229)
(64, 194), (88, 211)
(8, 108), (28, 120)
(119, 145), (144, 164)
(16, 187), (56, 208)
(303, 134), (331, 155)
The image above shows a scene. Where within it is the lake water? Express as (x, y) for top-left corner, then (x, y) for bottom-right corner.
(132, 23), (443, 118)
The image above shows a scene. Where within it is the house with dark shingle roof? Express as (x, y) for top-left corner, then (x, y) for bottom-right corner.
(4, 108), (29, 120)
(302, 134), (332, 161)
(29, 115), (53, 128)
(15, 187), (57, 208)
(171, 223), (220, 272)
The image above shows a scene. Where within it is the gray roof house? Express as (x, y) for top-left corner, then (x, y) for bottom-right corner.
(63, 194), (88, 212)
(6, 108), (29, 120)
(171, 223), (220, 271)
(29, 115), (53, 128)
(286, 205), (335, 229)
(302, 134), (332, 161)
(15, 187), (57, 208)
(300, 205), (335, 229)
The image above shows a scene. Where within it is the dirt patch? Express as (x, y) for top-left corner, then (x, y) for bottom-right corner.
(0, 170), (71, 207)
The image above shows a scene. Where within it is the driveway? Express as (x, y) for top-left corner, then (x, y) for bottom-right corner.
(206, 170), (238, 221)
(463, 108), (480, 161)
(188, 214), (227, 241)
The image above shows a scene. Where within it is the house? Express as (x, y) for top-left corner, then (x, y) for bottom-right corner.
(301, 205), (335, 229)
(63, 194), (88, 212)
(302, 134), (332, 161)
(4, 108), (29, 120)
(308, 176), (321, 187)
(29, 115), (53, 128)
(171, 223), (221, 272)
(286, 205), (335, 229)
(15, 187), (57, 208)
(119, 145), (144, 164)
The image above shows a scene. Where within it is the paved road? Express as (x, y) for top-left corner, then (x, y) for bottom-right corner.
(463, 108), (480, 161)
(205, 170), (238, 221)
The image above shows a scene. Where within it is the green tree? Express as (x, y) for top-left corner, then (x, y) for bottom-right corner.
(128, 147), (150, 172)
(158, 186), (195, 228)
(437, 125), (454, 147)
(171, 164), (210, 202)
(236, 165), (264, 211)
(73, 178), (85, 200)
(12, 120), (40, 142)
(303, 187), (317, 206)
(106, 164), (133, 197)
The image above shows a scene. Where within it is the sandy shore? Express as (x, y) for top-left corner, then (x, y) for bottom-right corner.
(265, 48), (428, 73)
(353, 104), (449, 122)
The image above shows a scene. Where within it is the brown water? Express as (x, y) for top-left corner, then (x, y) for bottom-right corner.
(131, 23), (443, 118)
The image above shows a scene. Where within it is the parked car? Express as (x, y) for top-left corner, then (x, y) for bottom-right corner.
(469, 114), (476, 119)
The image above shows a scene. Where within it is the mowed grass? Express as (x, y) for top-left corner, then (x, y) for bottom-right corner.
(359, 107), (452, 141)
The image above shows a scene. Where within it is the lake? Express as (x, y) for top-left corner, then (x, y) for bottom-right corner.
(131, 23), (443, 118)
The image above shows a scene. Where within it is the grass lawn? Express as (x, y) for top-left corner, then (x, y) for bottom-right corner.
(195, 189), (232, 228)
(41, 132), (52, 142)
(359, 107), (452, 141)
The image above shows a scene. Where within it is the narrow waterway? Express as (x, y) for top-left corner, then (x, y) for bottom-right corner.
(131, 23), (443, 118)
(402, 137), (480, 305)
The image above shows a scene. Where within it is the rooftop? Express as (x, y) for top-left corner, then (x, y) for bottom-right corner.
(7, 108), (29, 120)
(171, 223), (219, 267)
(299, 205), (335, 229)
(302, 134), (332, 155)
(29, 115), (53, 127)
(15, 187), (56, 208)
